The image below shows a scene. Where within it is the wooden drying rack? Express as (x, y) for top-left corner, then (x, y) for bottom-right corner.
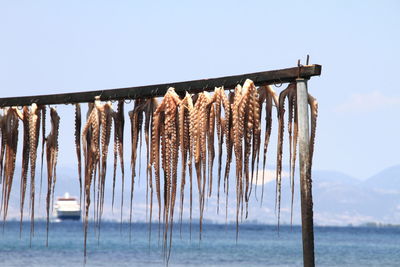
(0, 65), (321, 107)
(0, 63), (322, 267)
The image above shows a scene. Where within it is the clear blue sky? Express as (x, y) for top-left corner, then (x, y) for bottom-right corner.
(1, 0), (399, 179)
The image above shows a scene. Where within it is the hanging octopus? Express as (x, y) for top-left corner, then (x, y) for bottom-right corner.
(189, 91), (212, 240)
(128, 98), (145, 240)
(39, 106), (46, 208)
(0, 75), (320, 264)
(82, 97), (101, 259)
(213, 87), (225, 215)
(45, 107), (60, 246)
(243, 81), (261, 218)
(28, 103), (42, 245)
(276, 83), (318, 228)
(98, 101), (113, 232)
(1, 107), (19, 224)
(177, 93), (193, 237)
(259, 85), (279, 204)
(231, 79), (258, 239)
(13, 106), (30, 235)
(111, 100), (125, 226)
(75, 104), (82, 205)
(151, 88), (181, 258)
(223, 91), (234, 223)
(0, 111), (5, 182)
(142, 98), (158, 242)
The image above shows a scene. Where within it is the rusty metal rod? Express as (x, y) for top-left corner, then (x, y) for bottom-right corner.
(296, 78), (315, 267)
(0, 65), (321, 107)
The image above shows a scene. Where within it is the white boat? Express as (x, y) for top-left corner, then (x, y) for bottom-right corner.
(53, 192), (81, 221)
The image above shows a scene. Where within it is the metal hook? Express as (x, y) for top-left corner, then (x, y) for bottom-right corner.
(274, 78), (283, 88)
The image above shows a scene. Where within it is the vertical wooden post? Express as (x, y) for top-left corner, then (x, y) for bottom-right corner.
(296, 78), (315, 267)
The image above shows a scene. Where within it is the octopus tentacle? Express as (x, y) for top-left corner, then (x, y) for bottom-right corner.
(190, 92), (211, 240)
(287, 88), (297, 226)
(151, 110), (162, 240)
(232, 84), (244, 240)
(243, 81), (258, 218)
(151, 88), (181, 259)
(144, 98), (157, 242)
(111, 110), (118, 211)
(82, 97), (101, 260)
(1, 108), (19, 226)
(276, 83), (295, 230)
(128, 99), (144, 241)
(117, 101), (125, 226)
(74, 104), (82, 206)
(18, 107), (30, 236)
(249, 86), (261, 199)
(223, 92), (234, 223)
(185, 94), (194, 239)
(45, 107), (60, 246)
(98, 102), (113, 235)
(214, 88), (224, 214)
(28, 103), (41, 246)
(254, 87), (266, 198)
(39, 106), (46, 208)
(207, 103), (215, 198)
(260, 86), (278, 205)
(178, 93), (192, 236)
(0, 111), (5, 215)
(308, 94), (318, 167)
(233, 79), (257, 239)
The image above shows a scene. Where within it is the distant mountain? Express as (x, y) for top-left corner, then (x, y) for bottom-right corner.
(3, 164), (400, 226)
(363, 165), (400, 193)
(312, 166), (400, 226)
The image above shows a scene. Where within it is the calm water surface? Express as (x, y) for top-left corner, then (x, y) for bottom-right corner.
(0, 221), (399, 266)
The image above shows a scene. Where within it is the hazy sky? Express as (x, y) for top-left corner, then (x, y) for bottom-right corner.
(1, 0), (399, 179)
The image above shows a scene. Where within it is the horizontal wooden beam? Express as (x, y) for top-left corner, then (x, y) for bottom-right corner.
(0, 64), (321, 107)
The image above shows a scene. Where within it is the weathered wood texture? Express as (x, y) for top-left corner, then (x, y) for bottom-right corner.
(0, 65), (321, 107)
(296, 78), (315, 267)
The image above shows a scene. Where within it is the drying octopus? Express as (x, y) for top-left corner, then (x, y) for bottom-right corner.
(151, 88), (181, 258)
(39, 106), (46, 208)
(231, 79), (261, 239)
(45, 107), (60, 246)
(0, 107), (19, 224)
(16, 106), (30, 235)
(111, 100), (124, 225)
(98, 101), (113, 229)
(258, 85), (279, 204)
(189, 91), (213, 240)
(0, 77), (318, 263)
(75, 104), (82, 205)
(128, 98), (158, 241)
(28, 103), (43, 245)
(177, 93), (193, 237)
(128, 99), (144, 239)
(276, 83), (318, 228)
(82, 97), (101, 258)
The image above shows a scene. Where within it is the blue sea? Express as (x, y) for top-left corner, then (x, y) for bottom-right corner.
(0, 221), (399, 266)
